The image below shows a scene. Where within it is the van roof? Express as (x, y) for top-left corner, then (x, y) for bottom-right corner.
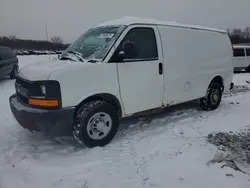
(97, 16), (227, 34)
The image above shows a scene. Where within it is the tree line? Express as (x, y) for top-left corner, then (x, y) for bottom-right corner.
(0, 36), (70, 51)
(227, 27), (250, 44)
(0, 27), (250, 51)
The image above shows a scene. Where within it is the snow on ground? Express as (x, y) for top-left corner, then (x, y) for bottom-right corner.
(0, 56), (250, 188)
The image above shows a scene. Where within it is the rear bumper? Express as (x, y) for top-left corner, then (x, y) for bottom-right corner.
(9, 94), (75, 135)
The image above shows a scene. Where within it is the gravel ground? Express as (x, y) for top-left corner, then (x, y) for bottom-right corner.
(207, 127), (250, 175)
(224, 84), (250, 98)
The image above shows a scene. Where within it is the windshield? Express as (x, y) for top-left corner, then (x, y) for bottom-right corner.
(62, 25), (125, 61)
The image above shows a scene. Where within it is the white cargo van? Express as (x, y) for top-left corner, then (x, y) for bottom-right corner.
(232, 45), (250, 72)
(9, 17), (234, 147)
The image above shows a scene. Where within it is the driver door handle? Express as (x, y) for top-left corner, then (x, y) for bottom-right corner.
(159, 63), (163, 75)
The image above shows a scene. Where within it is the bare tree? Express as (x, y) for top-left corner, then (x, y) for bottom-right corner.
(231, 28), (243, 36)
(229, 28), (245, 44)
(51, 36), (63, 44)
(8, 35), (17, 40)
(0, 36), (68, 51)
(243, 27), (250, 40)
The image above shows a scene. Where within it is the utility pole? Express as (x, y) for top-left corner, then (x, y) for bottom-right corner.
(45, 19), (51, 59)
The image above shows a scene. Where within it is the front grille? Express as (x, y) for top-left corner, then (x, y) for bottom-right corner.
(15, 77), (31, 105)
(16, 77), (30, 89)
(17, 92), (29, 104)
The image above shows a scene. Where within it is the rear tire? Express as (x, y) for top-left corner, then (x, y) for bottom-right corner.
(245, 66), (250, 73)
(73, 100), (119, 148)
(10, 66), (18, 79)
(200, 82), (222, 111)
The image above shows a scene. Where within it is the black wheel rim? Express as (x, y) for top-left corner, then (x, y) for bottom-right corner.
(210, 88), (220, 106)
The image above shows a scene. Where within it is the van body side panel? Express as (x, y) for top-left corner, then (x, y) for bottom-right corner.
(232, 47), (250, 70)
(233, 57), (250, 70)
(158, 26), (233, 106)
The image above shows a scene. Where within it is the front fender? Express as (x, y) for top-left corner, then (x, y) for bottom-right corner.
(49, 63), (122, 110)
(76, 93), (123, 117)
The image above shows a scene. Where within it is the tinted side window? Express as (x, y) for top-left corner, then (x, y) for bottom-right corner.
(234, 48), (245, 57)
(0, 46), (15, 61)
(121, 27), (158, 61)
(246, 48), (250, 56)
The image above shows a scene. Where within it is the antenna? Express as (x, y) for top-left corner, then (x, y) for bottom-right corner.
(44, 19), (51, 59)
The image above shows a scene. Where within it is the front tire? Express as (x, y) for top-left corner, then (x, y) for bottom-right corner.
(73, 100), (119, 148)
(200, 82), (222, 110)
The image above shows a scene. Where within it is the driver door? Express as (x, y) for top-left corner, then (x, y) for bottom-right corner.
(109, 25), (164, 115)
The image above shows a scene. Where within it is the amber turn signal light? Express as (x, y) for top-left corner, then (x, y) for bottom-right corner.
(28, 99), (59, 107)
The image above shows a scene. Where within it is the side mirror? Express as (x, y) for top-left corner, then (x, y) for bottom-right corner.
(113, 50), (125, 62)
(118, 51), (125, 58)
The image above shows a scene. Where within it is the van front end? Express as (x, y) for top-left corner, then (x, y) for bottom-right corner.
(9, 76), (75, 135)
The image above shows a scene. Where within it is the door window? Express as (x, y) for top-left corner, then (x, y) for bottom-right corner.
(246, 48), (250, 57)
(111, 27), (158, 62)
(233, 48), (245, 57)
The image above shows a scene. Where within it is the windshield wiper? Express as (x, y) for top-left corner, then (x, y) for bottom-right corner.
(59, 55), (77, 61)
(87, 59), (100, 63)
(67, 50), (85, 62)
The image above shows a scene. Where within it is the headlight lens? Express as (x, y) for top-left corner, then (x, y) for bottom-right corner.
(15, 78), (62, 108)
(40, 85), (46, 95)
(30, 81), (61, 108)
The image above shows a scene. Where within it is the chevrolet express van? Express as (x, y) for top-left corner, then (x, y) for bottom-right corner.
(232, 45), (250, 72)
(9, 17), (234, 147)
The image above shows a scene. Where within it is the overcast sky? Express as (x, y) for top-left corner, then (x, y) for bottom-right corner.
(1, 0), (249, 43)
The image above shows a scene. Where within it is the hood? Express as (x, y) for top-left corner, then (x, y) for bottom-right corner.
(18, 59), (81, 81)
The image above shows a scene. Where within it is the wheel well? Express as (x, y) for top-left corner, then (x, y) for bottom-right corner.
(75, 94), (122, 117)
(210, 76), (224, 90)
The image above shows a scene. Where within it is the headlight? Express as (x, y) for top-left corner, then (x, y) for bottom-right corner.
(15, 77), (62, 108)
(29, 81), (61, 108)
(40, 85), (46, 95)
